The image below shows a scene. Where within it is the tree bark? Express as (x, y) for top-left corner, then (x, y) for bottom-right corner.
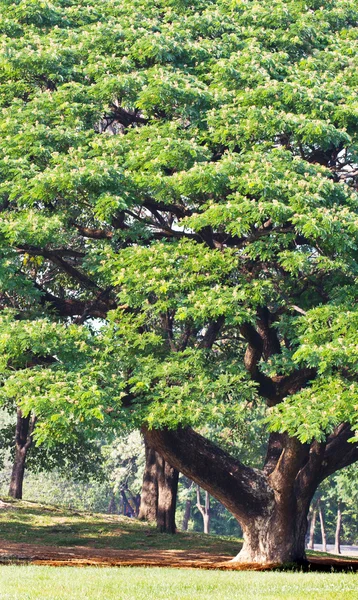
(318, 501), (327, 552)
(138, 442), (158, 522)
(8, 409), (36, 500)
(334, 504), (342, 555)
(307, 505), (317, 550)
(196, 486), (210, 534)
(156, 455), (179, 534)
(139, 439), (179, 533)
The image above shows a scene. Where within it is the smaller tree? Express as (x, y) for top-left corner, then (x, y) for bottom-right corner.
(196, 486), (210, 534)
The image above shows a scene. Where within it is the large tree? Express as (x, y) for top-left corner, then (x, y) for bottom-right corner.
(0, 0), (358, 564)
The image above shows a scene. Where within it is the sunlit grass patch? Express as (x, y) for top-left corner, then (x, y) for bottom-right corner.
(0, 566), (357, 600)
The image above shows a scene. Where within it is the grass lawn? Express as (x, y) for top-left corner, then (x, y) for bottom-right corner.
(0, 565), (357, 600)
(0, 499), (240, 555)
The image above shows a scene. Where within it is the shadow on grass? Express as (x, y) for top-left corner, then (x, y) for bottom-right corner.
(0, 500), (241, 555)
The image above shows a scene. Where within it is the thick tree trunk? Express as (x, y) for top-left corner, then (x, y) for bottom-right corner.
(318, 501), (327, 552)
(334, 505), (342, 555)
(156, 455), (179, 534)
(138, 442), (158, 522)
(307, 506), (317, 550)
(8, 447), (27, 500)
(238, 509), (308, 564)
(8, 409), (36, 500)
(139, 439), (179, 533)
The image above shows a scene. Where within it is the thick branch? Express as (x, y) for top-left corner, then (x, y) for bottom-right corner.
(17, 245), (100, 291)
(198, 317), (225, 349)
(74, 225), (114, 239)
(268, 435), (308, 492)
(142, 426), (273, 521)
(320, 424), (358, 480)
(273, 367), (316, 400)
(263, 432), (285, 475)
(37, 286), (116, 318)
(295, 440), (326, 499)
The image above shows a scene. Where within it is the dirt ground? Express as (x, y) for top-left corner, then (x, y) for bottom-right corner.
(0, 538), (358, 571)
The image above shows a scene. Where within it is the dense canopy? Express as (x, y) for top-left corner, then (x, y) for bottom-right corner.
(1, 0), (358, 445)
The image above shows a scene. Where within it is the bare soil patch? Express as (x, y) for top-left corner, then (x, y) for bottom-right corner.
(0, 539), (357, 571)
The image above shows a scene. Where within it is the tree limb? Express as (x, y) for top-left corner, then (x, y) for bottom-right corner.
(143, 426), (273, 521)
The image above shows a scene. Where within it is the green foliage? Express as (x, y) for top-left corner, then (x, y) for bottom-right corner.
(0, 0), (357, 455)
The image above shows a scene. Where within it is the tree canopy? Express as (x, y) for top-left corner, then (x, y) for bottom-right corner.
(1, 0), (357, 441)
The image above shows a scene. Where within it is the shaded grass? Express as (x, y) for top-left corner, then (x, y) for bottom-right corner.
(0, 499), (241, 555)
(0, 566), (357, 600)
(307, 550), (358, 562)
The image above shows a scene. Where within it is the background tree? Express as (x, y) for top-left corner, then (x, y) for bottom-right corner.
(0, 400), (110, 500)
(101, 430), (144, 516)
(0, 0), (358, 565)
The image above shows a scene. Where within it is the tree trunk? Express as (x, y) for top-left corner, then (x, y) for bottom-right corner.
(126, 489), (141, 517)
(196, 486), (210, 534)
(8, 409), (36, 500)
(238, 509), (308, 564)
(182, 498), (192, 531)
(156, 454), (179, 534)
(139, 438), (179, 533)
(108, 494), (117, 514)
(182, 482), (194, 531)
(318, 501), (327, 552)
(142, 426), (334, 565)
(334, 504), (342, 555)
(307, 505), (317, 550)
(138, 441), (158, 522)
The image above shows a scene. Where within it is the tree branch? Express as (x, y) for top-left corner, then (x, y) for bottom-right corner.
(16, 245), (100, 291)
(143, 426), (273, 521)
(320, 424), (358, 480)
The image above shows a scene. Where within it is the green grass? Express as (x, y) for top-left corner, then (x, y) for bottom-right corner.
(0, 499), (241, 555)
(0, 566), (357, 600)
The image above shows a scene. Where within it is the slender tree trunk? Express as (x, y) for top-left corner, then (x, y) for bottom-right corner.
(108, 494), (117, 514)
(334, 504), (342, 555)
(126, 488), (141, 517)
(307, 505), (317, 550)
(134, 493), (141, 517)
(139, 438), (179, 533)
(122, 489), (137, 517)
(182, 498), (192, 531)
(318, 501), (327, 552)
(196, 486), (210, 534)
(8, 409), (36, 500)
(182, 482), (194, 531)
